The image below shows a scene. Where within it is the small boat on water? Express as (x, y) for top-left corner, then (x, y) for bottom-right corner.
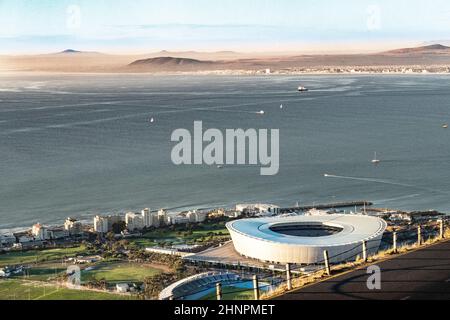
(298, 86), (309, 92)
(371, 152), (381, 165)
(442, 124), (448, 129)
(258, 110), (265, 115)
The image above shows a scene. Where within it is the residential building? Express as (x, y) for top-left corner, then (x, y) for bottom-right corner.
(224, 211), (242, 219)
(47, 227), (69, 240)
(125, 212), (144, 231)
(169, 215), (190, 225)
(31, 223), (49, 240)
(0, 234), (16, 247)
(64, 217), (83, 235)
(94, 215), (124, 233)
(94, 216), (108, 233)
(158, 209), (168, 227)
(187, 210), (207, 223)
(106, 215), (124, 231)
(14, 232), (34, 244)
(141, 208), (152, 228)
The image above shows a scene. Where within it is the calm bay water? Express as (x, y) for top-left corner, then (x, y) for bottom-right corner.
(1, 73), (450, 231)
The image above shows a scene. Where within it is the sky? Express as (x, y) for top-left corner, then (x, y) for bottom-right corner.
(1, 0), (450, 54)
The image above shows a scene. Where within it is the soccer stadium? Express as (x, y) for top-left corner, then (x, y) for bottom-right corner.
(226, 215), (387, 265)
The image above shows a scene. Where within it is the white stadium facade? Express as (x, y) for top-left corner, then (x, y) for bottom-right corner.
(226, 215), (387, 265)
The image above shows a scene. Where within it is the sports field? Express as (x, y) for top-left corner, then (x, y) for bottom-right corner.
(0, 246), (87, 267)
(82, 261), (163, 285)
(0, 279), (135, 300)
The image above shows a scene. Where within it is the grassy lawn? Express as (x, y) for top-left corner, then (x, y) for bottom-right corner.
(82, 261), (163, 285)
(131, 222), (230, 248)
(0, 279), (134, 300)
(14, 263), (67, 281)
(0, 246), (87, 267)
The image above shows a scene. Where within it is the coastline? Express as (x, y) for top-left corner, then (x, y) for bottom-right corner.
(2, 68), (450, 76)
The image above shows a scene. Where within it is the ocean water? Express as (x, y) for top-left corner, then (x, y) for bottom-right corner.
(1, 73), (450, 231)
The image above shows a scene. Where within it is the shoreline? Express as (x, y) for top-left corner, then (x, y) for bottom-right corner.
(2, 70), (450, 76)
(2, 200), (448, 236)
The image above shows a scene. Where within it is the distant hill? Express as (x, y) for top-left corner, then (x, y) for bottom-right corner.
(128, 56), (214, 71)
(5, 44), (450, 73)
(141, 50), (243, 61)
(130, 56), (210, 66)
(383, 44), (450, 54)
(53, 49), (106, 56)
(59, 49), (82, 54)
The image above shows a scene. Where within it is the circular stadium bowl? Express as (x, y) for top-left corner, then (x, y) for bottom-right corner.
(226, 214), (387, 265)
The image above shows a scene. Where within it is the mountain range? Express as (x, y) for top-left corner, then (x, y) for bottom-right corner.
(2, 44), (450, 73)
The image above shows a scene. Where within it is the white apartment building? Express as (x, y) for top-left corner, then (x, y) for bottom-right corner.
(187, 210), (207, 223)
(158, 209), (169, 227)
(125, 212), (144, 231)
(64, 217), (83, 235)
(141, 208), (152, 228)
(93, 216), (108, 233)
(169, 215), (190, 225)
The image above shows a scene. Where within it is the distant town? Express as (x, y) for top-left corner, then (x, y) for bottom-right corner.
(0, 206), (241, 250)
(0, 202), (445, 251)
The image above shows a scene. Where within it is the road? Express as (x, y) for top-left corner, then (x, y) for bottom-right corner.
(275, 239), (450, 300)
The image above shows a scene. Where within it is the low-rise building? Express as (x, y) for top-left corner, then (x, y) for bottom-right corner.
(47, 227), (69, 240)
(13, 231), (35, 244)
(0, 266), (24, 278)
(235, 204), (280, 215)
(116, 283), (130, 293)
(224, 211), (242, 219)
(0, 268), (10, 277)
(186, 210), (207, 223)
(208, 209), (225, 219)
(169, 215), (190, 225)
(31, 223), (50, 241)
(0, 234), (16, 247)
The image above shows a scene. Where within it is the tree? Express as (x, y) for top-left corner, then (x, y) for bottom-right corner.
(106, 232), (115, 242)
(112, 221), (126, 234)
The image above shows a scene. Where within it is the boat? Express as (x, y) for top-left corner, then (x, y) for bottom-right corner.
(258, 110), (265, 115)
(298, 86), (309, 92)
(443, 124), (448, 129)
(280, 104), (283, 109)
(371, 152), (381, 164)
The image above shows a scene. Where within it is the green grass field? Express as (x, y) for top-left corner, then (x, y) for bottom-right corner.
(82, 261), (163, 285)
(131, 223), (230, 248)
(0, 279), (135, 300)
(0, 246), (87, 267)
(21, 263), (67, 281)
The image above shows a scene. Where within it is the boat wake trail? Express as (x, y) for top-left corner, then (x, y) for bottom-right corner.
(324, 174), (450, 195)
(323, 174), (414, 187)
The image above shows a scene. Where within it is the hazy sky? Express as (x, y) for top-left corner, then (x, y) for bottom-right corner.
(1, 0), (450, 54)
